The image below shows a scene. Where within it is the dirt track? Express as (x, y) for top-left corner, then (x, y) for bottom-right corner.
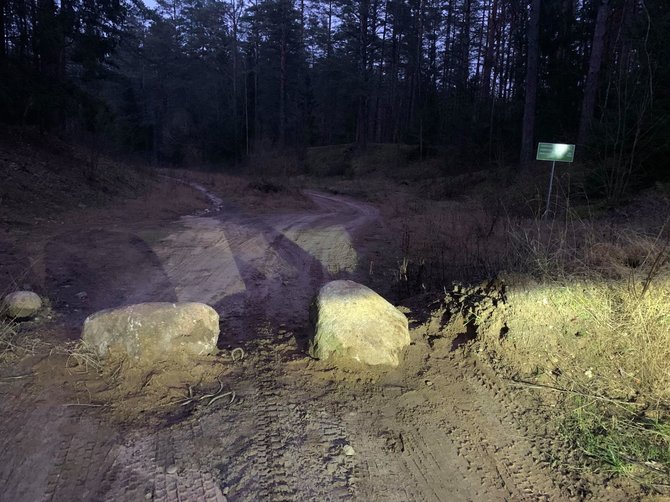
(0, 178), (621, 501)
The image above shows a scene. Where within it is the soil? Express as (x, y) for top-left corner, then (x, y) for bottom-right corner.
(0, 174), (650, 501)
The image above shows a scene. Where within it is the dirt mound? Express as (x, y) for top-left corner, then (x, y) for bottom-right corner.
(402, 279), (506, 352)
(0, 126), (148, 226)
(34, 340), (243, 425)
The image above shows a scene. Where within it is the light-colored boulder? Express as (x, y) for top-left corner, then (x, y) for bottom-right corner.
(309, 280), (410, 367)
(3, 291), (42, 319)
(82, 302), (219, 364)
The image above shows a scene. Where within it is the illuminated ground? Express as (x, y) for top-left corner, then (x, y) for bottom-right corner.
(0, 177), (634, 501)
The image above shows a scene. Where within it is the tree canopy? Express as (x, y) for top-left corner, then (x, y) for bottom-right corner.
(1, 0), (668, 193)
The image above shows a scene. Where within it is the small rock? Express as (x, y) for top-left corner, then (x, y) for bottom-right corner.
(3, 291), (42, 320)
(342, 445), (355, 456)
(425, 380), (433, 387)
(166, 464), (178, 474)
(75, 291), (88, 301)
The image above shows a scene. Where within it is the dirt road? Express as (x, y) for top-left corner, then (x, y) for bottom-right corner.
(0, 179), (617, 501)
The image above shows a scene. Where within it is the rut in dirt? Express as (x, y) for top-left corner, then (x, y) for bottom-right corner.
(0, 185), (378, 502)
(42, 185), (379, 338)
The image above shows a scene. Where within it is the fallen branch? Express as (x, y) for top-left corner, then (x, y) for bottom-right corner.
(508, 378), (646, 408)
(0, 373), (34, 381)
(207, 391), (235, 407)
(199, 378), (224, 402)
(179, 385), (196, 406)
(176, 378), (236, 407)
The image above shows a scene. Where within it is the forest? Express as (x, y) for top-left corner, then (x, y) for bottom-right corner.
(2, 1), (670, 496)
(1, 0), (669, 198)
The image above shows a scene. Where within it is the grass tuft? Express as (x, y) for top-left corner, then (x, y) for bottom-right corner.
(64, 341), (103, 374)
(0, 317), (43, 364)
(563, 398), (670, 486)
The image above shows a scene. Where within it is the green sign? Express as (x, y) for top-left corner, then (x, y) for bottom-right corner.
(536, 142), (575, 163)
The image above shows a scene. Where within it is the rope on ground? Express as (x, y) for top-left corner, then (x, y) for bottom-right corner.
(230, 347), (245, 362)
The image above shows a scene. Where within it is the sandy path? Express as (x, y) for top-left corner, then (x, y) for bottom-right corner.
(0, 179), (618, 501)
(146, 186), (379, 341)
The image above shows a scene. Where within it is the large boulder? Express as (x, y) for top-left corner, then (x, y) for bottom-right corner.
(82, 302), (219, 364)
(309, 280), (410, 367)
(3, 291), (42, 320)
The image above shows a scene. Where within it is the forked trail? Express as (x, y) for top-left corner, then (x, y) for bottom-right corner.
(0, 179), (616, 501)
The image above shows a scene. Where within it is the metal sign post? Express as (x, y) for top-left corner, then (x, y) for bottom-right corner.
(536, 142), (576, 218)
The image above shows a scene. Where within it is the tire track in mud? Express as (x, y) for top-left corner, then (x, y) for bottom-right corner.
(400, 424), (505, 502)
(210, 343), (356, 501)
(96, 420), (227, 501)
(0, 386), (119, 502)
(350, 399), (511, 502)
(0, 382), (231, 501)
(392, 354), (576, 502)
(339, 342), (581, 502)
(463, 361), (589, 500)
(0, 341), (581, 501)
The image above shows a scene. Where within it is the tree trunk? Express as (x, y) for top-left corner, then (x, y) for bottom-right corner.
(300, 0), (304, 48)
(577, 0), (609, 146)
(459, 0), (471, 92)
(252, 0), (260, 146)
(327, 0), (333, 57)
(0, 0), (5, 60)
(408, 0), (423, 130)
(473, 0), (489, 86)
(356, 0), (369, 147)
(30, 0), (38, 68)
(481, 0), (498, 99)
(279, 19), (287, 147)
(374, 0), (388, 142)
(244, 60), (250, 155)
(17, 0), (28, 63)
(520, 0), (541, 166)
(441, 0), (454, 93)
(389, 19), (399, 142)
(230, 1), (239, 157)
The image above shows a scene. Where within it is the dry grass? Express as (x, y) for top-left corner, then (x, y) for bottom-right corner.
(0, 322), (46, 364)
(488, 210), (670, 400)
(484, 276), (670, 403)
(0, 318), (21, 362)
(476, 213), (670, 485)
(0, 126), (149, 224)
(63, 341), (104, 374)
(334, 172), (670, 483)
(353, 184), (511, 295)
